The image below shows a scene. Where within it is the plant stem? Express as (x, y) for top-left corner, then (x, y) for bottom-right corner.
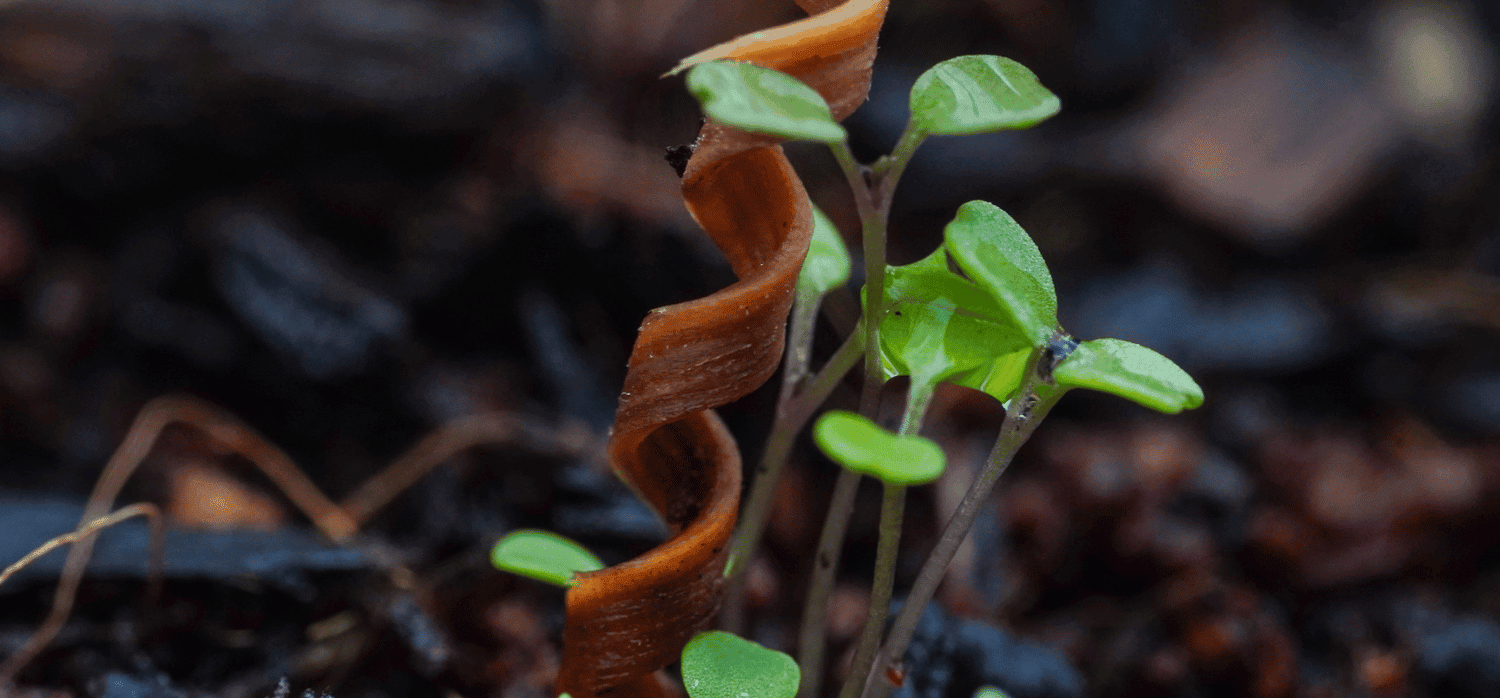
(859, 349), (1064, 698)
(839, 384), (931, 698)
(839, 481), (904, 698)
(798, 135), (926, 698)
(798, 466), (862, 698)
(872, 125), (925, 179)
(829, 141), (884, 420)
(728, 326), (862, 579)
(723, 329), (863, 632)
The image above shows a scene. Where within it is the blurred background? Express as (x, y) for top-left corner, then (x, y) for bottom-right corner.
(1, 0), (1498, 697)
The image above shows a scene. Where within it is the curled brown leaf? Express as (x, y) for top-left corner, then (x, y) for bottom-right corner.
(556, 1), (887, 696)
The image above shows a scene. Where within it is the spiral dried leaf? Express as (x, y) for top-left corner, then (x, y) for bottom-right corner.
(556, 2), (887, 697)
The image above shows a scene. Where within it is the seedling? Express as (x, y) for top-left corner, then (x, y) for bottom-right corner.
(681, 46), (1201, 698)
(479, 14), (1204, 698)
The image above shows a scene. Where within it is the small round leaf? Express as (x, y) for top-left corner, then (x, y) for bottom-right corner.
(944, 201), (1057, 346)
(796, 203), (851, 302)
(910, 55), (1060, 135)
(1052, 339), (1204, 413)
(490, 530), (604, 588)
(682, 631), (799, 698)
(686, 61), (846, 143)
(813, 411), (946, 486)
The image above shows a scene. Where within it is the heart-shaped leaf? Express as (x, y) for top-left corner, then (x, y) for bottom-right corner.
(1052, 338), (1204, 413)
(681, 631), (800, 698)
(796, 203), (851, 303)
(491, 530), (604, 588)
(814, 411), (947, 486)
(944, 201), (1057, 346)
(910, 55), (1060, 135)
(686, 61), (846, 144)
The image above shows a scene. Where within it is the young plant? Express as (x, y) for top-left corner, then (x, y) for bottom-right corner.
(497, 5), (1202, 698)
(681, 44), (1201, 698)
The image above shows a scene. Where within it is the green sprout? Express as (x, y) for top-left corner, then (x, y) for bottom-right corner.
(681, 631), (799, 698)
(490, 530), (604, 588)
(680, 51), (1200, 698)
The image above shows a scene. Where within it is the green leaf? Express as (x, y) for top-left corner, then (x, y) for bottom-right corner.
(949, 346), (1032, 405)
(909, 55), (1060, 135)
(490, 530), (604, 588)
(682, 631), (800, 698)
(876, 248), (1029, 386)
(814, 411), (946, 486)
(1052, 338), (1204, 413)
(944, 201), (1057, 346)
(686, 61), (846, 143)
(974, 687), (1011, 698)
(796, 203), (851, 303)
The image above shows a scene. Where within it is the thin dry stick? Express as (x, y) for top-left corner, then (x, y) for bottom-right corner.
(0, 503), (164, 594)
(0, 394), (355, 684)
(340, 412), (597, 526)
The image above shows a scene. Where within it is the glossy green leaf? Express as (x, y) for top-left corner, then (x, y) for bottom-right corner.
(795, 203), (851, 303)
(949, 346), (1032, 405)
(876, 248), (1029, 385)
(944, 201), (1057, 346)
(490, 530), (604, 588)
(1052, 338), (1204, 413)
(681, 631), (799, 698)
(686, 61), (846, 143)
(814, 411), (946, 486)
(910, 55), (1060, 135)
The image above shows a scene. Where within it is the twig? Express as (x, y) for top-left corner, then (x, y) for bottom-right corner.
(0, 502), (164, 594)
(340, 413), (597, 526)
(0, 394), (353, 684)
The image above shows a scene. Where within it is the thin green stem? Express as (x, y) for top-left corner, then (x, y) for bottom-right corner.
(872, 125), (926, 179)
(860, 349), (1064, 698)
(830, 141), (885, 420)
(798, 466), (862, 698)
(839, 382), (929, 698)
(782, 296), (823, 400)
(839, 481), (905, 698)
(899, 383), (936, 438)
(721, 298), (821, 634)
(799, 132), (928, 698)
(726, 328), (864, 587)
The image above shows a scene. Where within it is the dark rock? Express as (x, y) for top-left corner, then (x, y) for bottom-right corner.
(896, 603), (1084, 698)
